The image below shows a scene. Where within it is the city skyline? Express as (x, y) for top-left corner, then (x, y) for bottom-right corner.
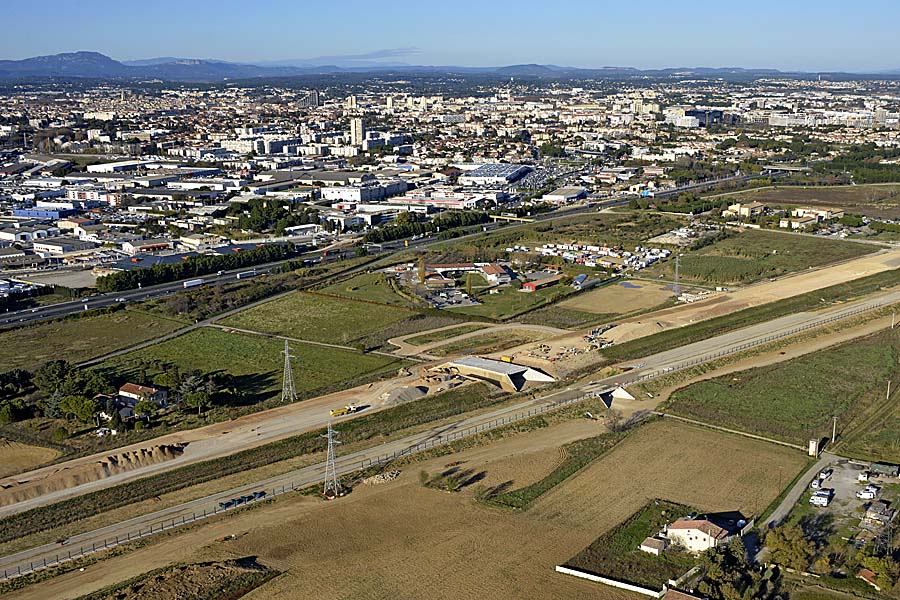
(1, 0), (899, 73)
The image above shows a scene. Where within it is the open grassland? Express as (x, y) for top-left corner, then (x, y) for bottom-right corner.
(646, 229), (874, 285)
(0, 439), (60, 478)
(404, 323), (489, 346)
(449, 285), (572, 320)
(180, 420), (803, 600)
(602, 266), (900, 363)
(319, 272), (415, 307)
(96, 328), (405, 405)
(517, 304), (612, 329)
(428, 328), (552, 357)
(0, 309), (186, 371)
(664, 328), (900, 453)
(565, 500), (695, 590)
(220, 290), (416, 346)
(560, 280), (673, 315)
(724, 184), (900, 218)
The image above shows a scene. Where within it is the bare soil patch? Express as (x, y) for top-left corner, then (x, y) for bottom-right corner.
(0, 440), (60, 479)
(560, 281), (673, 315)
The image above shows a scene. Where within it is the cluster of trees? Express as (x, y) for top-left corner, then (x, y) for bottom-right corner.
(160, 277), (291, 321)
(539, 142), (566, 158)
(766, 522), (900, 590)
(814, 143), (900, 184)
(362, 211), (490, 244)
(226, 198), (319, 234)
(631, 193), (732, 215)
(869, 220), (900, 234)
(698, 539), (782, 600)
(666, 158), (736, 186)
(96, 243), (302, 292)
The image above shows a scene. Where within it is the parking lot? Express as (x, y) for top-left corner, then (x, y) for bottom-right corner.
(805, 460), (899, 544)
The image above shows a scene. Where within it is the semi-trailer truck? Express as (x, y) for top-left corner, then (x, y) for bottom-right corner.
(183, 278), (204, 288)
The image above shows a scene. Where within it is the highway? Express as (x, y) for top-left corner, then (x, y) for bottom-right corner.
(0, 169), (770, 330)
(1, 285), (896, 580)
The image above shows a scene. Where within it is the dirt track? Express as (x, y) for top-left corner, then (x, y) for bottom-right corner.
(607, 248), (900, 344)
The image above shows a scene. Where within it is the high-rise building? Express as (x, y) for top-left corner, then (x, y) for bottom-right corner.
(346, 95), (358, 109)
(299, 89), (320, 109)
(386, 96), (394, 109)
(350, 118), (366, 146)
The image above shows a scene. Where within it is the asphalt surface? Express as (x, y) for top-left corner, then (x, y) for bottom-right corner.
(1, 285), (896, 579)
(0, 170), (771, 331)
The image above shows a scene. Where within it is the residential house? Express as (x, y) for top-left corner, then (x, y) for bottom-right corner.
(665, 512), (750, 553)
(119, 383), (168, 407)
(864, 500), (894, 527)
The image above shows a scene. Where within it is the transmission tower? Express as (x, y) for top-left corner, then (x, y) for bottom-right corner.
(281, 340), (297, 403)
(875, 520), (893, 556)
(321, 422), (342, 497)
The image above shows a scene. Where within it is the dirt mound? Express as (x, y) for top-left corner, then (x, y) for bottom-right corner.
(76, 558), (274, 600)
(381, 385), (429, 406)
(0, 443), (187, 507)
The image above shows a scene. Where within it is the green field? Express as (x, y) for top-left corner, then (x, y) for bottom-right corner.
(405, 324), (489, 346)
(428, 329), (550, 357)
(96, 328), (407, 405)
(646, 229), (874, 285)
(221, 291), (417, 347)
(319, 272), (415, 307)
(449, 285), (572, 320)
(603, 266), (900, 363)
(0, 309), (186, 371)
(665, 329), (900, 452)
(564, 500), (696, 590)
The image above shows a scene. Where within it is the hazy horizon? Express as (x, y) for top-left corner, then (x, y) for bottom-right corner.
(1, 0), (899, 72)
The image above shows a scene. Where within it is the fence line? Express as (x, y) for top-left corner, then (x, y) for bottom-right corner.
(1, 295), (894, 583)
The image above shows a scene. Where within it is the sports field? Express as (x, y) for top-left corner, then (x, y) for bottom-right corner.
(559, 280), (673, 315)
(220, 291), (417, 346)
(0, 309), (186, 371)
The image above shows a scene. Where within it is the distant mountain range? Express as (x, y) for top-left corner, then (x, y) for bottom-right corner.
(0, 51), (895, 82)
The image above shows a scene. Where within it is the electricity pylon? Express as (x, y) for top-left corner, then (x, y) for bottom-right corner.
(322, 422), (342, 497)
(281, 340), (297, 403)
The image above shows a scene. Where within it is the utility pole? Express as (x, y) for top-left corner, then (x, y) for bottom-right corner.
(673, 254), (681, 297)
(321, 422), (342, 498)
(832, 415), (838, 444)
(888, 379), (892, 403)
(281, 340), (297, 403)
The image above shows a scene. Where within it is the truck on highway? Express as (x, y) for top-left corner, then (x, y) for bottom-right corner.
(183, 278), (205, 289)
(236, 270), (258, 280)
(330, 404), (360, 417)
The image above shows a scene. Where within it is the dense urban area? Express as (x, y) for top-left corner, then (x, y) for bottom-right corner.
(0, 50), (899, 600)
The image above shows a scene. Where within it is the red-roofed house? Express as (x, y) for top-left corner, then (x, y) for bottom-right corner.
(119, 383), (168, 407)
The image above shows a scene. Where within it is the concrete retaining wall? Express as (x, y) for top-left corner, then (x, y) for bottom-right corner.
(554, 565), (665, 598)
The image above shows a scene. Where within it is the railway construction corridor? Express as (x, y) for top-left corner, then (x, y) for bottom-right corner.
(1, 287), (898, 581)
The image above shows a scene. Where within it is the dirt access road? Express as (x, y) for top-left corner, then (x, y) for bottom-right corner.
(389, 322), (568, 358)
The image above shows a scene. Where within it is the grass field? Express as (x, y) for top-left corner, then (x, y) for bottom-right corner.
(723, 184), (900, 219)
(404, 323), (489, 346)
(428, 329), (553, 357)
(95, 328), (405, 406)
(319, 272), (414, 307)
(449, 285), (572, 320)
(220, 291), (417, 347)
(602, 266), (900, 363)
(664, 328), (900, 451)
(0, 309), (186, 371)
(645, 229), (874, 285)
(517, 304), (611, 329)
(565, 500), (696, 590)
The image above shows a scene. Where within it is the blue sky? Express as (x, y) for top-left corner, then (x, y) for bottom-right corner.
(1, 0), (898, 71)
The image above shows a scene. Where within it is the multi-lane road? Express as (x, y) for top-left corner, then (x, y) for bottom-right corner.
(1, 285), (896, 580)
(0, 170), (772, 330)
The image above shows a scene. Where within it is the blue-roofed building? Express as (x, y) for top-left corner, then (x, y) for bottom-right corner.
(13, 208), (77, 219)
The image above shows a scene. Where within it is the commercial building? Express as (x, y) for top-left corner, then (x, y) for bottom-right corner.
(458, 164), (530, 186)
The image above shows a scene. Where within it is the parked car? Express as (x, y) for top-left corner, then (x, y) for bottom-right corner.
(857, 490), (877, 500)
(819, 468), (833, 480)
(810, 479), (821, 490)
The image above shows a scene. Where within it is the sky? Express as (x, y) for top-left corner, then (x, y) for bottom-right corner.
(1, 0), (899, 72)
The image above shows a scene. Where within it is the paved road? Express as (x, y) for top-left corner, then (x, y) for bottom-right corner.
(1, 286), (896, 579)
(763, 453), (835, 529)
(0, 171), (774, 331)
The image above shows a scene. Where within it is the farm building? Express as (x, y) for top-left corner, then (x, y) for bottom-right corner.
(639, 536), (668, 556)
(871, 463), (900, 477)
(521, 274), (563, 293)
(436, 357), (554, 392)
